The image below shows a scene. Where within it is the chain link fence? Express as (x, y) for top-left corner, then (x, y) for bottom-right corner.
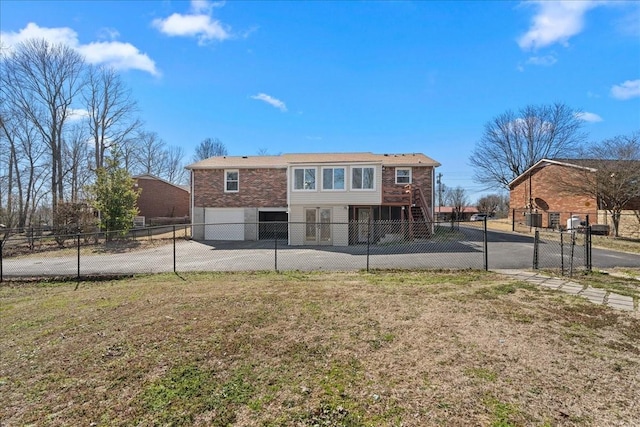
(1, 219), (610, 282)
(512, 208), (640, 239)
(532, 228), (592, 276)
(1, 220), (493, 281)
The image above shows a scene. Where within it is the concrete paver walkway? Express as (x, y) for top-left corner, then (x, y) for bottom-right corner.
(493, 269), (637, 312)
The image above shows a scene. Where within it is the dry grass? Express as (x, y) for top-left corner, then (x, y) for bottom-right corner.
(2, 270), (639, 426)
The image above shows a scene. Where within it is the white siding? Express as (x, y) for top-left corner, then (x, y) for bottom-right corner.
(332, 205), (349, 246)
(289, 164), (382, 206)
(288, 205), (348, 246)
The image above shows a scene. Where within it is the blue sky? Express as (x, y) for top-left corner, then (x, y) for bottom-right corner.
(1, 0), (639, 200)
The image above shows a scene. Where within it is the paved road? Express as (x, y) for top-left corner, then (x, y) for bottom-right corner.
(1, 227), (637, 278)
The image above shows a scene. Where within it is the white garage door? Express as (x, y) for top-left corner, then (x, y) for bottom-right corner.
(204, 208), (245, 240)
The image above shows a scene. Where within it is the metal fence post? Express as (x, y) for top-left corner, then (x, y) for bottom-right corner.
(75, 233), (80, 290)
(533, 230), (539, 270)
(512, 209), (516, 232)
(274, 222), (278, 272)
(173, 225), (176, 274)
(560, 232), (564, 276)
(366, 217), (371, 272)
(0, 239), (3, 284)
(483, 216), (488, 271)
(584, 215), (591, 272)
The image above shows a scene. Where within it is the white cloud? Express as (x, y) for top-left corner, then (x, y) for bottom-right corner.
(0, 22), (79, 47)
(525, 54), (557, 66)
(67, 108), (90, 122)
(152, 0), (230, 44)
(575, 112), (603, 123)
(518, 1), (600, 50)
(251, 93), (287, 112)
(610, 79), (640, 100)
(0, 23), (158, 76)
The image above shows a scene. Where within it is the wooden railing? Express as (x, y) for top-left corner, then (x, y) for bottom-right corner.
(412, 186), (434, 223)
(382, 187), (411, 205)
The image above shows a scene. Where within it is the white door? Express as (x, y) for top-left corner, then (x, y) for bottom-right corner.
(204, 208), (244, 240)
(304, 208), (332, 245)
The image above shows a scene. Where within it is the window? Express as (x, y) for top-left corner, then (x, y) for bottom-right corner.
(395, 168), (411, 184)
(549, 212), (560, 229)
(293, 168), (316, 190)
(351, 167), (375, 190)
(225, 170), (239, 192)
(322, 167), (345, 190)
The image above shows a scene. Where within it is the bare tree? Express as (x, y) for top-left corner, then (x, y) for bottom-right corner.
(84, 65), (141, 169)
(476, 193), (509, 218)
(557, 132), (640, 237)
(445, 186), (469, 223)
(0, 106), (48, 229)
(132, 131), (167, 176)
(163, 145), (187, 184)
(192, 137), (227, 162)
(470, 103), (586, 189)
(63, 123), (92, 203)
(1, 38), (86, 227)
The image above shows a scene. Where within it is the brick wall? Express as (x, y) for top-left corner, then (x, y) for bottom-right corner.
(509, 164), (598, 228)
(135, 177), (190, 219)
(381, 166), (434, 209)
(193, 168), (287, 208)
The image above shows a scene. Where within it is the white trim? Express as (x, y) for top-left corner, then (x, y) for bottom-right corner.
(224, 169), (239, 193)
(292, 167), (317, 191)
(350, 166), (376, 191)
(395, 167), (412, 184)
(321, 166), (346, 191)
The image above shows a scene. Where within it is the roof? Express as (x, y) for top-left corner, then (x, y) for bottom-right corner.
(133, 174), (191, 193)
(507, 158), (597, 189)
(435, 206), (479, 214)
(186, 152), (440, 170)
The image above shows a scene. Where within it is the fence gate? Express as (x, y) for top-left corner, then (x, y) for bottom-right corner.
(533, 227), (592, 275)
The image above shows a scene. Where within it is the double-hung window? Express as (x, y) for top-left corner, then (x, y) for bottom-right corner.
(225, 170), (239, 192)
(351, 166), (375, 190)
(293, 168), (316, 190)
(322, 167), (345, 190)
(395, 168), (411, 184)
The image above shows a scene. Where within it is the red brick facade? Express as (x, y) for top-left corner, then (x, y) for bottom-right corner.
(193, 168), (288, 207)
(135, 177), (190, 219)
(509, 164), (597, 228)
(381, 166), (434, 209)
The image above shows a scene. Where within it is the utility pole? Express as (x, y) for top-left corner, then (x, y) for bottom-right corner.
(436, 173), (443, 221)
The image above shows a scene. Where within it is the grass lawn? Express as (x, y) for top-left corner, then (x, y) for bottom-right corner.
(1, 270), (639, 426)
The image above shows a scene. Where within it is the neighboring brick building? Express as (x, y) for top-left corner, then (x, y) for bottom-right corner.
(186, 152), (440, 245)
(509, 159), (640, 233)
(133, 175), (190, 224)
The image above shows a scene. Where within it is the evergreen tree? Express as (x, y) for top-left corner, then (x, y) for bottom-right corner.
(88, 153), (140, 240)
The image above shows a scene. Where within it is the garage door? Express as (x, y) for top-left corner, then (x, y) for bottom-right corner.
(204, 208), (244, 240)
(259, 211), (288, 240)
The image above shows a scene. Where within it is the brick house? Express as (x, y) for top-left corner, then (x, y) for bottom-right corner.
(133, 175), (190, 224)
(508, 159), (640, 233)
(435, 206), (479, 222)
(186, 152), (440, 245)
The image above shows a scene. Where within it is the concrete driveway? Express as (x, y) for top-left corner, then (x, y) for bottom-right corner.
(1, 227), (637, 278)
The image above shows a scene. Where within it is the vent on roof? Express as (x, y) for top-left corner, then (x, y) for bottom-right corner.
(242, 156), (248, 159)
